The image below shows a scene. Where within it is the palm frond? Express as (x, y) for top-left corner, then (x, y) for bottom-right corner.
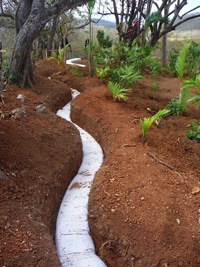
(175, 42), (191, 81)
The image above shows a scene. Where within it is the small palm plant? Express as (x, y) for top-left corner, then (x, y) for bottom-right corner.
(140, 109), (170, 144)
(49, 44), (70, 66)
(96, 66), (110, 82)
(118, 65), (143, 87)
(107, 81), (132, 101)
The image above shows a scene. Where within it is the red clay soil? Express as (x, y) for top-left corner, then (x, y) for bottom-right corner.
(0, 59), (199, 267)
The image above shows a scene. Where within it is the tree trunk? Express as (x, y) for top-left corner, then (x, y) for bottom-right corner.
(8, 0), (91, 87)
(47, 15), (58, 57)
(162, 5), (168, 67)
(9, 15), (46, 87)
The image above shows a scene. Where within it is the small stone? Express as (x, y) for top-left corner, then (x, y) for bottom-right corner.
(36, 104), (48, 114)
(140, 197), (145, 200)
(111, 208), (115, 213)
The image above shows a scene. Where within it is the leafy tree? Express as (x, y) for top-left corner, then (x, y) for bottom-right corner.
(0, 0), (91, 87)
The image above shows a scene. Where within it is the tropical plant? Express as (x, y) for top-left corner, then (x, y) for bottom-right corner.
(107, 81), (132, 101)
(48, 44), (70, 66)
(173, 42), (191, 114)
(96, 30), (113, 49)
(175, 42), (191, 83)
(145, 11), (169, 29)
(186, 41), (200, 79)
(117, 65), (143, 87)
(183, 73), (200, 108)
(166, 97), (186, 116)
(169, 48), (179, 76)
(140, 109), (170, 143)
(96, 66), (110, 81)
(186, 120), (200, 142)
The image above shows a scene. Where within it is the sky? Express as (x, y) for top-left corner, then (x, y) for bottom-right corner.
(180, 0), (200, 15)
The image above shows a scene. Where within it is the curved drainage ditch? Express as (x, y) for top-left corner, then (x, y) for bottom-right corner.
(56, 89), (107, 267)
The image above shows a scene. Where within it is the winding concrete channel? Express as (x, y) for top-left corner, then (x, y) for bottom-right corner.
(56, 89), (107, 267)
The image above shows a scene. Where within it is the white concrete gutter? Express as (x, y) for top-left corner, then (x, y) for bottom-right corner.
(56, 89), (107, 267)
(66, 58), (86, 68)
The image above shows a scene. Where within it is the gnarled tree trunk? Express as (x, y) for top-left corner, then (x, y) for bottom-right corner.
(8, 0), (90, 87)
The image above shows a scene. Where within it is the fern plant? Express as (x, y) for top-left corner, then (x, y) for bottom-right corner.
(140, 109), (170, 143)
(107, 81), (132, 101)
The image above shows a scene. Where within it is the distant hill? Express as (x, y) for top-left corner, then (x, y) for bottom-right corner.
(92, 18), (116, 29)
(175, 13), (200, 31)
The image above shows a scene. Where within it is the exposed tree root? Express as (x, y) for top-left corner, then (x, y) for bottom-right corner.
(147, 151), (174, 170)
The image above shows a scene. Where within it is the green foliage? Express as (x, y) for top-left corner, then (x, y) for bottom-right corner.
(107, 81), (132, 101)
(96, 30), (112, 49)
(186, 120), (200, 142)
(166, 97), (186, 116)
(145, 11), (169, 28)
(8, 74), (24, 88)
(186, 41), (200, 79)
(184, 73), (200, 108)
(169, 42), (200, 79)
(175, 41), (191, 82)
(96, 66), (110, 81)
(87, 1), (95, 15)
(140, 109), (170, 143)
(49, 44), (70, 66)
(169, 48), (179, 76)
(115, 65), (144, 87)
(168, 41), (198, 115)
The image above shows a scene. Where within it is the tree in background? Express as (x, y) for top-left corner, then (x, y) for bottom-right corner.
(0, 0), (91, 87)
(97, 0), (200, 47)
(96, 30), (113, 48)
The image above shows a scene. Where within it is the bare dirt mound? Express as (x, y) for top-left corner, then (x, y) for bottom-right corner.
(0, 58), (199, 267)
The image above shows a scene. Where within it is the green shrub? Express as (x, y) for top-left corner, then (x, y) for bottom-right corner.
(166, 97), (186, 116)
(186, 120), (200, 142)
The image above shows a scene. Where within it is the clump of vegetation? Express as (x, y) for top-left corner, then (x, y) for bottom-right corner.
(169, 48), (179, 76)
(107, 81), (132, 102)
(186, 120), (200, 143)
(167, 42), (200, 115)
(184, 73), (200, 108)
(96, 30), (113, 49)
(48, 44), (70, 66)
(166, 97), (186, 116)
(140, 109), (170, 144)
(169, 41), (200, 79)
(96, 66), (110, 82)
